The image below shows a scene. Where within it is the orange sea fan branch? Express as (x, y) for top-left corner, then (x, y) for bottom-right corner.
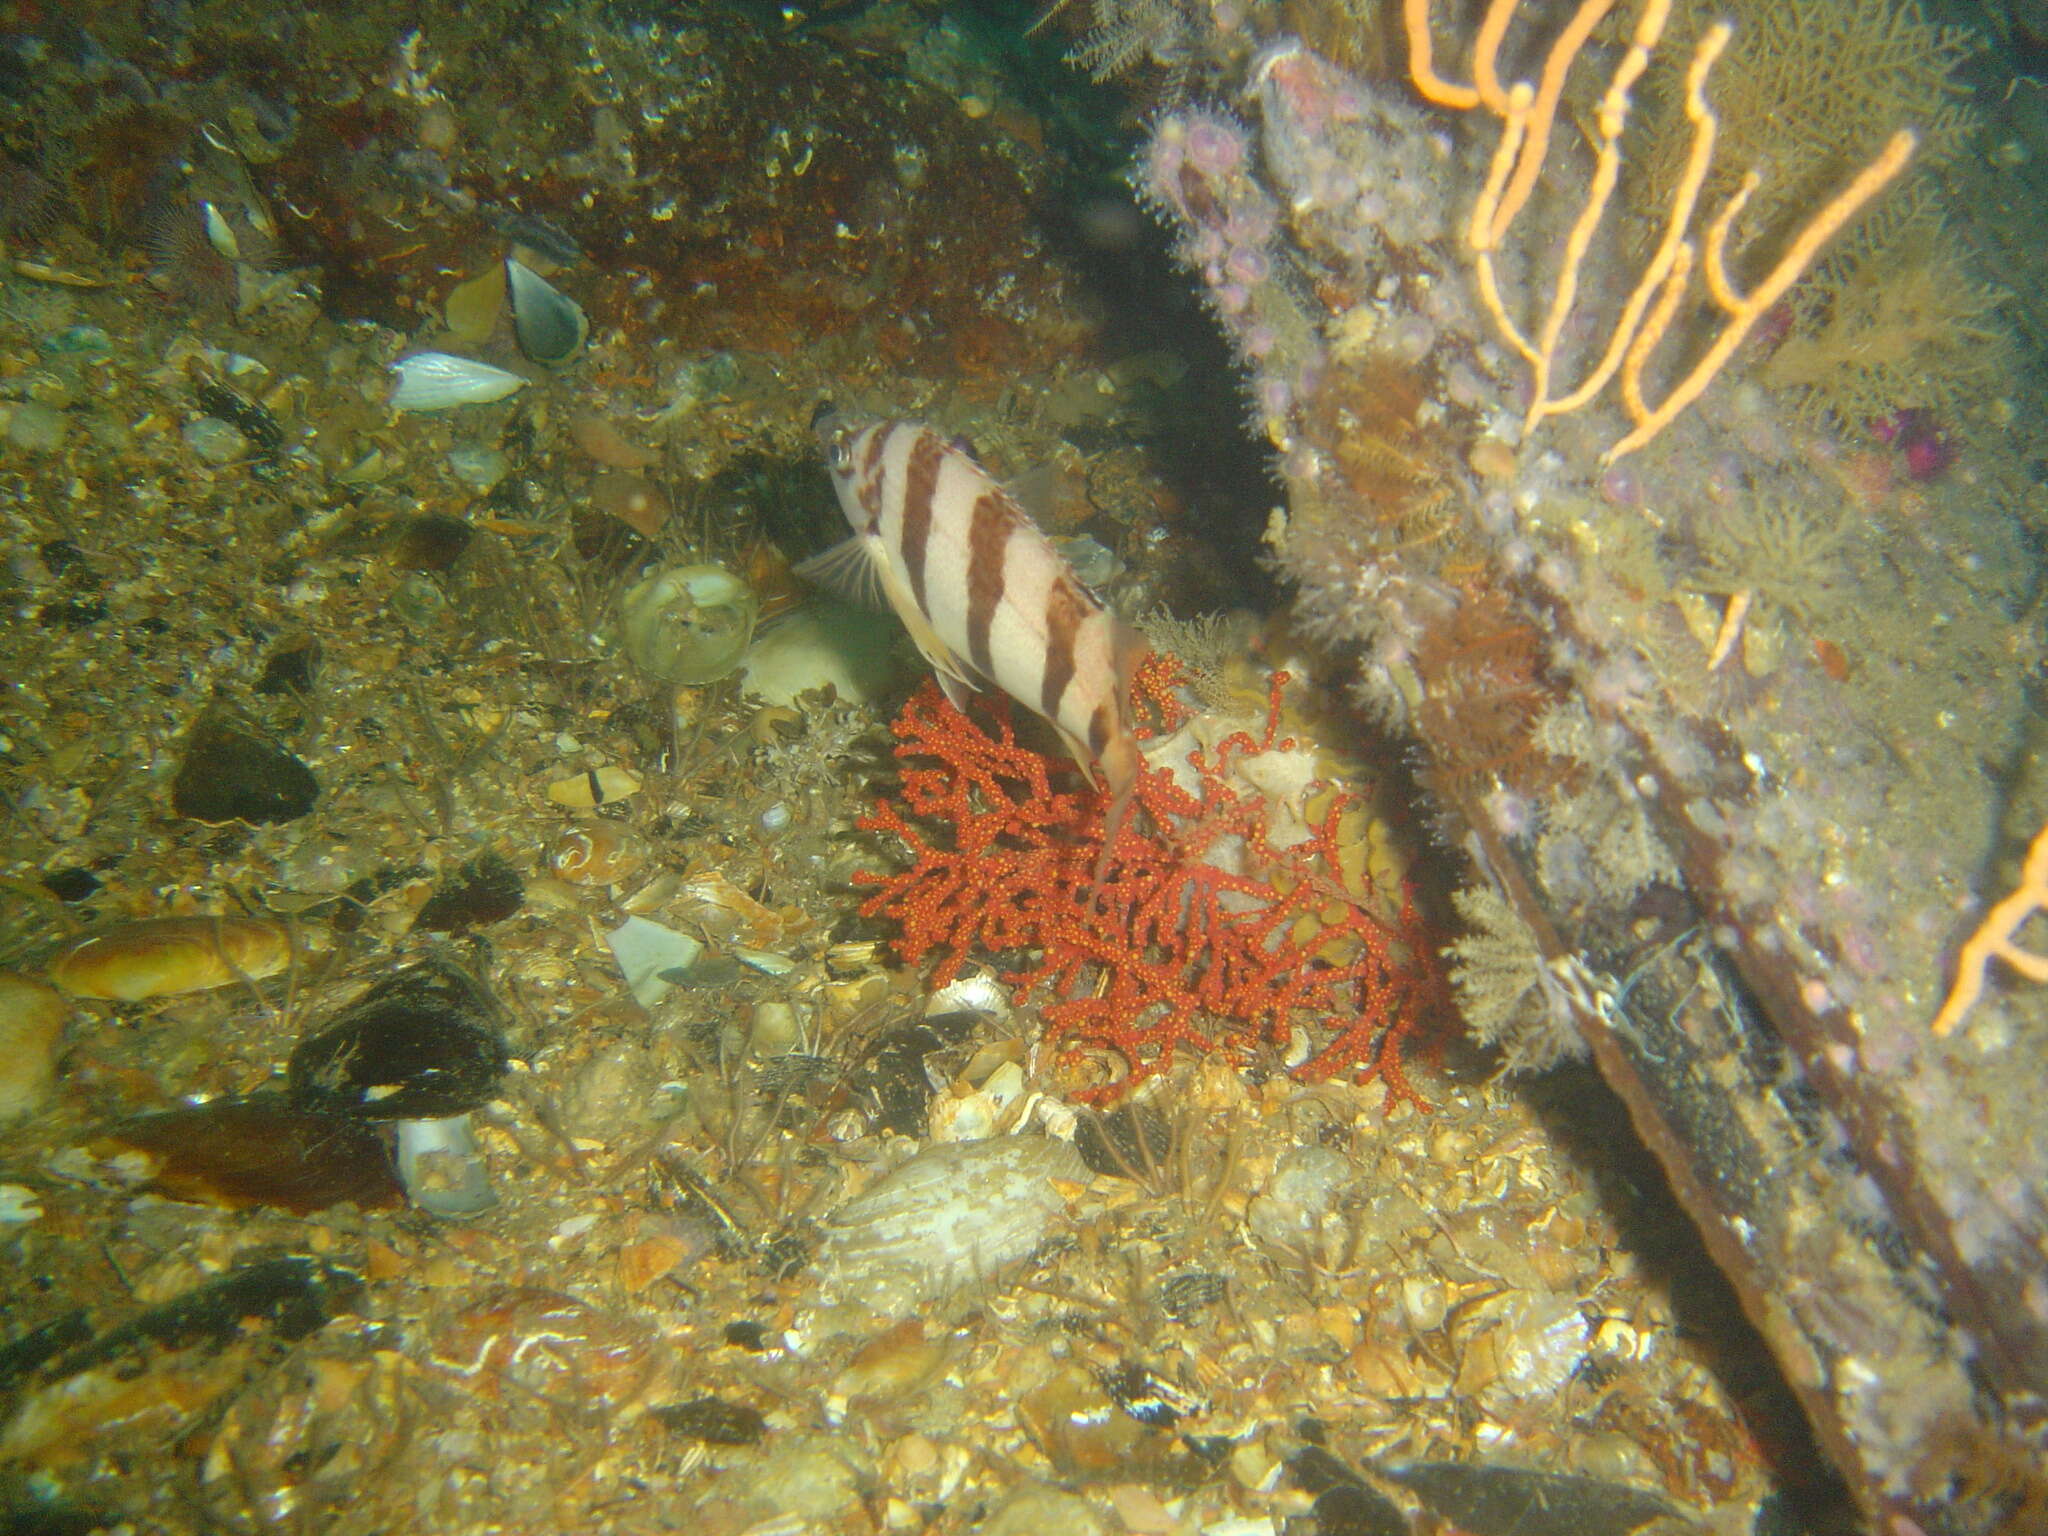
(1931, 822), (2048, 1037)
(1403, 0), (1916, 462)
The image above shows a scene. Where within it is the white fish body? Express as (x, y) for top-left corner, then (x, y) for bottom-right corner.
(803, 415), (1147, 869)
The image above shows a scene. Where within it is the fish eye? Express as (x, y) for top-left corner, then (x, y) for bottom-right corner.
(828, 434), (853, 471)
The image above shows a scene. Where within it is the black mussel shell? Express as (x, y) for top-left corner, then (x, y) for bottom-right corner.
(99, 1095), (403, 1213)
(1375, 1462), (1677, 1536)
(1157, 1269), (1228, 1318)
(506, 257), (586, 366)
(1308, 1484), (1410, 1536)
(289, 961), (509, 1119)
(1075, 1103), (1174, 1179)
(412, 850), (523, 934)
(255, 635), (321, 696)
(393, 513), (475, 573)
(651, 1395), (768, 1446)
(57, 1256), (362, 1375)
(1100, 1361), (1204, 1429)
(170, 710), (319, 824)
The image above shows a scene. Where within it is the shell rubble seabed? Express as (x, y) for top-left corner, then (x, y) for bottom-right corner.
(0, 0), (2039, 1532)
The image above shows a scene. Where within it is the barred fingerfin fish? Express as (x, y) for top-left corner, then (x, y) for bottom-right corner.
(801, 413), (1147, 883)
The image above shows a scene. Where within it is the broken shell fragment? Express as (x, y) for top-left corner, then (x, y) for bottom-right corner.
(605, 915), (702, 1008)
(48, 916), (291, 1001)
(546, 764), (642, 808)
(443, 261), (508, 342)
(390, 351), (527, 411)
(506, 257), (587, 366)
(816, 1135), (1087, 1316)
(675, 870), (802, 947)
(570, 411), (659, 470)
(395, 1113), (496, 1217)
(591, 470), (667, 539)
(288, 961), (509, 1120)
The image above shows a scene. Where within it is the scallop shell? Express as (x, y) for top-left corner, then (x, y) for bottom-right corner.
(926, 974), (1010, 1021)
(548, 821), (650, 885)
(816, 1136), (1086, 1315)
(390, 351), (528, 411)
(48, 916), (291, 1001)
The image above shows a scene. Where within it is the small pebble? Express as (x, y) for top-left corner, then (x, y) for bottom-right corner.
(183, 416), (250, 464)
(6, 401), (69, 453)
(446, 445), (510, 491)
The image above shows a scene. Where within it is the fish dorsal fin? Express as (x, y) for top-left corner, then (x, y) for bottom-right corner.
(794, 534), (886, 610)
(1006, 462), (1060, 528)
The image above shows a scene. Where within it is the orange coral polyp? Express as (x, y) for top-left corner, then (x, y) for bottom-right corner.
(856, 659), (1449, 1109)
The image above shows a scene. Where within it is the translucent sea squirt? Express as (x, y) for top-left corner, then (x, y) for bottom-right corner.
(619, 564), (759, 685)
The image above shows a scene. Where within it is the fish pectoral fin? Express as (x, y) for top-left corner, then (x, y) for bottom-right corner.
(793, 535), (886, 609)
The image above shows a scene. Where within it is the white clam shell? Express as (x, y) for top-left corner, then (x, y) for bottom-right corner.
(395, 1113), (497, 1218)
(390, 352), (528, 411)
(925, 973), (1009, 1021)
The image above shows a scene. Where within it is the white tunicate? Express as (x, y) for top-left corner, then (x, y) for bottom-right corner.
(1246, 1143), (1354, 1248)
(390, 352), (528, 411)
(619, 563), (759, 685)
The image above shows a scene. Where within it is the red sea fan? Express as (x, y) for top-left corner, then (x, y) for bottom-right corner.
(857, 659), (1451, 1109)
